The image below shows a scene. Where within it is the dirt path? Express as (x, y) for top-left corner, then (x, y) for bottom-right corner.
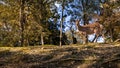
(0, 44), (120, 68)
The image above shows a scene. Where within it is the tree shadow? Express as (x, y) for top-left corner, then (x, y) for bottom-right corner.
(0, 46), (120, 68)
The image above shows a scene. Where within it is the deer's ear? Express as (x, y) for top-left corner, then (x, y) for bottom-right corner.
(77, 19), (80, 22)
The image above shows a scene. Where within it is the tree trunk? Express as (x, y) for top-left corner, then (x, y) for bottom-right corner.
(83, 14), (89, 25)
(59, 20), (63, 46)
(60, 0), (64, 46)
(41, 33), (44, 45)
(81, 0), (89, 25)
(20, 0), (25, 46)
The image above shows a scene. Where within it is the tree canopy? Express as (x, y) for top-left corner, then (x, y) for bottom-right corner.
(0, 0), (119, 46)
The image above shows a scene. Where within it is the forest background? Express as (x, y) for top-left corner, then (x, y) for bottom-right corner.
(0, 0), (120, 46)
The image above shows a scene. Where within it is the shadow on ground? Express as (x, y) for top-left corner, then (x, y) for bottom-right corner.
(0, 45), (120, 68)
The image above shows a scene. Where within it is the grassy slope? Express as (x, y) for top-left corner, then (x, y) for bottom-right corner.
(0, 43), (120, 68)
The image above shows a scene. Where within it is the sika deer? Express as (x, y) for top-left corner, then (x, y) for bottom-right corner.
(75, 20), (104, 44)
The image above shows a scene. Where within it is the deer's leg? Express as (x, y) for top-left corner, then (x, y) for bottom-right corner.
(85, 35), (88, 43)
(83, 36), (86, 44)
(83, 33), (88, 44)
(92, 34), (97, 42)
(92, 34), (99, 43)
(102, 33), (106, 43)
(94, 35), (99, 42)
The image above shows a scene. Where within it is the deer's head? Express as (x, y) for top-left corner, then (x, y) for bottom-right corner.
(74, 20), (81, 31)
(75, 20), (80, 26)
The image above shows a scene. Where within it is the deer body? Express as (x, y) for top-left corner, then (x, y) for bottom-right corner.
(75, 20), (104, 44)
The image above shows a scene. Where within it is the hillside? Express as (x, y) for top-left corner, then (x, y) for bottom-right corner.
(0, 43), (120, 68)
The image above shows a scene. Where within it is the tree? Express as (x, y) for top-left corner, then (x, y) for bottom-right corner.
(0, 0), (21, 46)
(0, 0), (55, 46)
(59, 0), (65, 46)
(99, 0), (120, 42)
(19, 0), (26, 46)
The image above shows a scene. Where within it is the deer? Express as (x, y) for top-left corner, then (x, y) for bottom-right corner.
(75, 20), (104, 44)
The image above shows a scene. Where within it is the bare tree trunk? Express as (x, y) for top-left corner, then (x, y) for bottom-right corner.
(60, 19), (63, 46)
(60, 0), (64, 46)
(41, 32), (44, 45)
(81, 0), (89, 25)
(83, 14), (89, 25)
(20, 0), (26, 46)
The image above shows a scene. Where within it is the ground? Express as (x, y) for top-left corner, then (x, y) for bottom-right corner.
(0, 43), (120, 68)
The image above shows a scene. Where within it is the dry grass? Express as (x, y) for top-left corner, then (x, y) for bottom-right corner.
(0, 43), (120, 68)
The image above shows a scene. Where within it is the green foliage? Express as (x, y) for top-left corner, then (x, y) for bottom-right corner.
(99, 0), (120, 42)
(0, 0), (55, 46)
